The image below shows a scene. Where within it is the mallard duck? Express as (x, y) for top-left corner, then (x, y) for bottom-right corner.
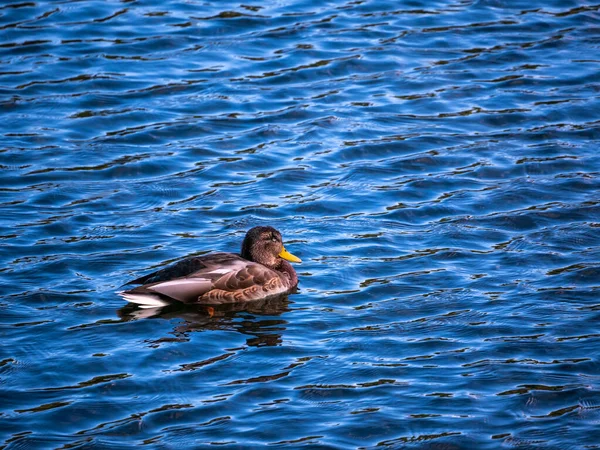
(119, 226), (301, 308)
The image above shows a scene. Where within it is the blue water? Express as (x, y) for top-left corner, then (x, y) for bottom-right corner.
(2, 0), (600, 448)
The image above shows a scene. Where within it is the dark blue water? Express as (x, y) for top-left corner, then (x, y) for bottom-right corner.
(2, 0), (600, 448)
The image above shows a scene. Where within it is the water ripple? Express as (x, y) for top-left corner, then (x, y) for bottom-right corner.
(1, 0), (600, 448)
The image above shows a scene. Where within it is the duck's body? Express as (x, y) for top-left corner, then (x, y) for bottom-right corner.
(119, 226), (301, 308)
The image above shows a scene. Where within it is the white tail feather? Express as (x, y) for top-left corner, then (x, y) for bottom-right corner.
(118, 291), (171, 308)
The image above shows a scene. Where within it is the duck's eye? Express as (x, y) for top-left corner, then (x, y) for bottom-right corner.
(271, 236), (278, 242)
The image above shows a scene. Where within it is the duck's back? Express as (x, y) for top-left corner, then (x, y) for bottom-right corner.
(128, 253), (246, 285)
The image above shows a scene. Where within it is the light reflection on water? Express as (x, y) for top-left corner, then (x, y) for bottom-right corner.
(1, 0), (600, 448)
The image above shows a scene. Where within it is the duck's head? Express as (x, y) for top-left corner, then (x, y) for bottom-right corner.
(241, 226), (302, 269)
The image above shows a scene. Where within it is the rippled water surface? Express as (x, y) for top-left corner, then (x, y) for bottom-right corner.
(2, 0), (600, 448)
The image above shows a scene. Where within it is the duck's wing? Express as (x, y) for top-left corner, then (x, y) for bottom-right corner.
(120, 253), (257, 305)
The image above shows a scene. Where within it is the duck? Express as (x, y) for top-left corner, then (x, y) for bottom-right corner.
(119, 226), (301, 308)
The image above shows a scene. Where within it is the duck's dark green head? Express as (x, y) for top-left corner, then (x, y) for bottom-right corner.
(241, 226), (301, 268)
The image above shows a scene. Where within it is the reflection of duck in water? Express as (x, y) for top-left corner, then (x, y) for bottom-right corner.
(119, 226), (301, 308)
(117, 295), (291, 347)
(118, 293), (292, 320)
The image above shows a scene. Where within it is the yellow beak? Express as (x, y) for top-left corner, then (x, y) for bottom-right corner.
(279, 247), (302, 263)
